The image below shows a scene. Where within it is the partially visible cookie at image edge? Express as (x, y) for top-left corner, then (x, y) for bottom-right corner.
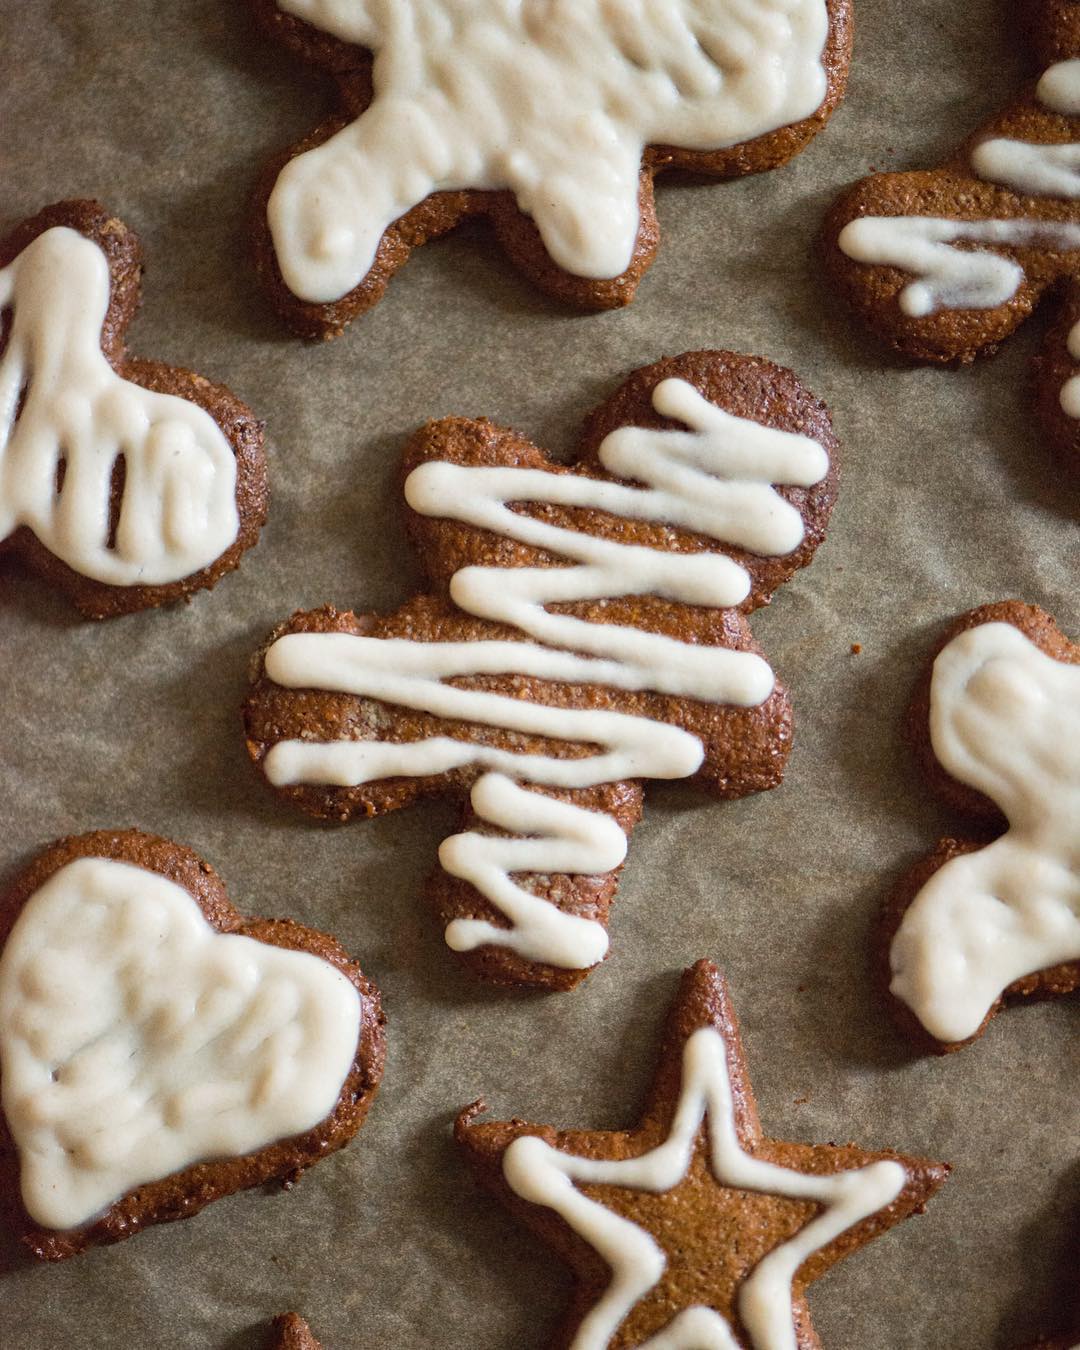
(880, 601), (1080, 1053)
(250, 0), (853, 337)
(0, 200), (268, 617)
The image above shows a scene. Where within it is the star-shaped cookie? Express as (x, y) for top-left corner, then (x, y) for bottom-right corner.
(456, 959), (948, 1348)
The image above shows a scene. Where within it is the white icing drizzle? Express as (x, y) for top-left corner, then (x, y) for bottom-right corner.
(269, 0), (830, 300)
(0, 227), (239, 587)
(837, 216), (1080, 317)
(501, 1025), (907, 1350)
(839, 54), (1080, 406)
(890, 622), (1080, 1044)
(263, 377), (829, 969)
(1060, 317), (1080, 418)
(0, 856), (361, 1230)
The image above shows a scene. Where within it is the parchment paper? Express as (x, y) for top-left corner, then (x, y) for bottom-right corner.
(0, 2), (1077, 1346)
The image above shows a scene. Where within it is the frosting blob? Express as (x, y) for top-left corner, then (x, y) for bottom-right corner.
(270, 0), (830, 300)
(889, 623), (1080, 1044)
(0, 857), (361, 1231)
(0, 228), (239, 587)
(502, 1025), (906, 1350)
(263, 378), (828, 970)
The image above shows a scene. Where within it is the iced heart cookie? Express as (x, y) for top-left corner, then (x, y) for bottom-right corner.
(881, 602), (1080, 1053)
(243, 351), (839, 990)
(0, 830), (385, 1260)
(0, 201), (268, 617)
(457, 959), (948, 1348)
(269, 1314), (324, 1349)
(822, 1), (1080, 467)
(251, 0), (853, 337)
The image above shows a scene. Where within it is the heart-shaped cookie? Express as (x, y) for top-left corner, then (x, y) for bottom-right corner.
(0, 830), (385, 1260)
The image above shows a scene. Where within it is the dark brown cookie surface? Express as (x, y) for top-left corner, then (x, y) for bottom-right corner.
(821, 0), (1080, 468)
(880, 601), (1080, 1053)
(251, 0), (852, 337)
(268, 1313), (324, 1349)
(244, 351), (839, 990)
(457, 959), (949, 1348)
(0, 830), (386, 1261)
(0, 201), (268, 617)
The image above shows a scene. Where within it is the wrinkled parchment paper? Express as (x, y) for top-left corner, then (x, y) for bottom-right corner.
(1, 2), (1077, 1346)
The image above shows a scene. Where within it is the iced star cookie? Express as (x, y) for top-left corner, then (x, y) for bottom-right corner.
(269, 1314), (323, 1349)
(244, 351), (839, 990)
(457, 959), (949, 1349)
(881, 602), (1080, 1053)
(821, 1), (1080, 467)
(0, 201), (268, 617)
(0, 830), (385, 1260)
(251, 0), (853, 337)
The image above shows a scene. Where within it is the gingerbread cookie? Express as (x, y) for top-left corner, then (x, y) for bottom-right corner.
(251, 0), (853, 337)
(268, 1313), (323, 1349)
(457, 958), (948, 1348)
(821, 1), (1080, 466)
(881, 601), (1080, 1053)
(0, 201), (268, 617)
(0, 830), (385, 1260)
(244, 351), (838, 989)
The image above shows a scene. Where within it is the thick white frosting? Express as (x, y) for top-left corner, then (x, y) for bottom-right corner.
(1060, 317), (1080, 418)
(890, 622), (1080, 1044)
(0, 856), (361, 1230)
(264, 377), (828, 969)
(270, 0), (830, 300)
(501, 1025), (907, 1350)
(0, 227), (239, 587)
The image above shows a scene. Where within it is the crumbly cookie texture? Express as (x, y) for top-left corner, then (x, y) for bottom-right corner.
(879, 601), (1080, 1054)
(0, 200), (268, 617)
(821, 0), (1080, 468)
(251, 0), (852, 338)
(243, 351), (839, 990)
(268, 1313), (323, 1349)
(456, 958), (949, 1349)
(0, 830), (385, 1261)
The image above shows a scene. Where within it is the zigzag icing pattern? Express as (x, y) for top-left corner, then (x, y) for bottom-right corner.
(263, 378), (828, 969)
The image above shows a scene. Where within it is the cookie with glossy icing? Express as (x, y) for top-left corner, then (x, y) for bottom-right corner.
(243, 351), (839, 990)
(821, 0), (1080, 467)
(456, 959), (949, 1348)
(0, 201), (268, 618)
(251, 0), (852, 337)
(880, 601), (1080, 1053)
(0, 830), (385, 1260)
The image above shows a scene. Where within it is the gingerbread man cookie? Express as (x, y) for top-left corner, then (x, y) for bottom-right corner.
(244, 352), (838, 990)
(252, 0), (853, 337)
(822, 1), (1080, 466)
(0, 830), (385, 1260)
(0, 202), (268, 617)
(882, 602), (1080, 1053)
(457, 959), (948, 1348)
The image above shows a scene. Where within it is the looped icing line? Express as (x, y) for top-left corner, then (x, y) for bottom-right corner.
(263, 377), (828, 970)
